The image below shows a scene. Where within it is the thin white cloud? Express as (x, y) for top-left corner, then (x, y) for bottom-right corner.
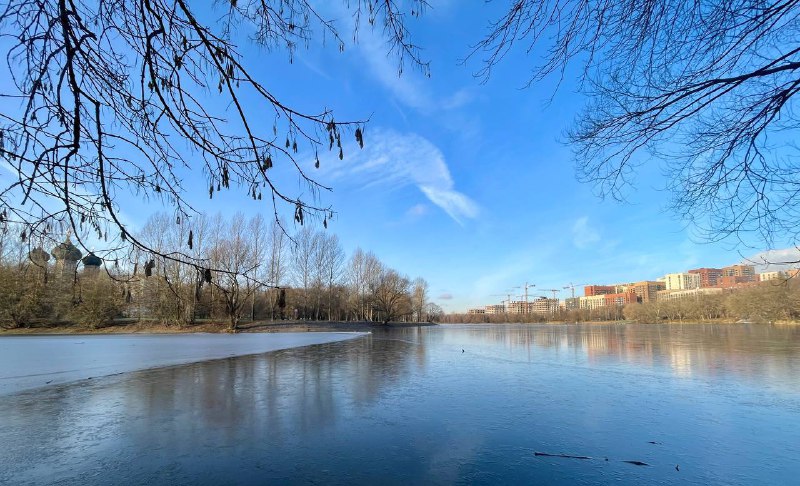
(321, 129), (479, 224)
(572, 216), (600, 249)
(357, 30), (434, 111)
(745, 247), (800, 272)
(405, 203), (428, 219)
(441, 88), (475, 110)
(298, 56), (333, 80)
(349, 17), (473, 114)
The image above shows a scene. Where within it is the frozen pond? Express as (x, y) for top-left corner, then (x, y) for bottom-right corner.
(0, 332), (365, 395)
(1, 323), (799, 484)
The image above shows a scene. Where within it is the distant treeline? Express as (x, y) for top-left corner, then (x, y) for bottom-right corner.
(0, 213), (443, 331)
(444, 281), (800, 324)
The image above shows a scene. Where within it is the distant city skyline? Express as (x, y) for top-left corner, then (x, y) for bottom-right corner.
(468, 259), (800, 314)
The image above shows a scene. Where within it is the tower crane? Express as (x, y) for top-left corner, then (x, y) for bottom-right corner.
(522, 282), (535, 307)
(490, 293), (512, 311)
(538, 289), (561, 300)
(563, 283), (587, 299)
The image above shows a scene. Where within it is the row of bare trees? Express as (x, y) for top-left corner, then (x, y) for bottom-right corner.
(623, 284), (800, 324)
(444, 281), (800, 324)
(0, 213), (441, 330)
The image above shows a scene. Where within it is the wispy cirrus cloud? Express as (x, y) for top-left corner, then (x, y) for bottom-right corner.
(572, 216), (600, 249)
(405, 203), (429, 219)
(348, 13), (475, 114)
(322, 129), (479, 224)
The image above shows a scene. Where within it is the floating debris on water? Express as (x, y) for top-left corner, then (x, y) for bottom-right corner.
(622, 460), (649, 466)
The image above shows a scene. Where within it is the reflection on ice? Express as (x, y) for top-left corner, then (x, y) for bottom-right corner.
(0, 332), (365, 395)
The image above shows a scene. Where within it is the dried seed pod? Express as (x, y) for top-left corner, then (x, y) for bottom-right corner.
(355, 127), (364, 148)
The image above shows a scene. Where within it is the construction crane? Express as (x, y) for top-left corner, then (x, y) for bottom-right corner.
(490, 293), (512, 302)
(538, 289), (561, 300)
(490, 293), (512, 311)
(563, 283), (587, 299)
(521, 282), (535, 307)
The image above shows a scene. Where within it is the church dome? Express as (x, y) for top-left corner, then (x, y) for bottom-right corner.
(51, 238), (83, 262)
(29, 247), (51, 263)
(82, 252), (102, 267)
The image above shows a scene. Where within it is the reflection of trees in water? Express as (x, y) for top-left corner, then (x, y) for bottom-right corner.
(117, 332), (426, 446)
(0, 332), (427, 483)
(455, 323), (800, 384)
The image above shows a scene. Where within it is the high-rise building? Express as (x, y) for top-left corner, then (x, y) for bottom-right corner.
(722, 264), (755, 278)
(579, 291), (637, 309)
(664, 273), (701, 290)
(506, 301), (532, 314)
(564, 297), (581, 311)
(657, 287), (724, 300)
(688, 268), (724, 287)
(530, 297), (559, 314)
(584, 285), (616, 296)
(485, 305), (505, 315)
(631, 280), (666, 302)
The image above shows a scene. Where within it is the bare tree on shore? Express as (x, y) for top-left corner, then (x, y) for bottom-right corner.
(411, 277), (429, 322)
(372, 268), (411, 324)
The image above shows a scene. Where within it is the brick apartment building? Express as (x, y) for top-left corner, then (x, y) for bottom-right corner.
(630, 280), (666, 302)
(688, 268), (724, 287)
(584, 285), (617, 296)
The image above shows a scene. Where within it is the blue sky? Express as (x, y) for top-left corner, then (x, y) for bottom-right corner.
(172, 1), (795, 313)
(2, 1), (797, 312)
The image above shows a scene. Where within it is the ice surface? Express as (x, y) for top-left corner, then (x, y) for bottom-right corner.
(0, 332), (366, 395)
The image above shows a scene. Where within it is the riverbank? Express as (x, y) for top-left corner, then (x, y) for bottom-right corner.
(444, 318), (799, 325)
(0, 320), (438, 335)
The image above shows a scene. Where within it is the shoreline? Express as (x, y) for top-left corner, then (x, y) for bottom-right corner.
(0, 320), (438, 336)
(444, 319), (800, 326)
(5, 318), (797, 335)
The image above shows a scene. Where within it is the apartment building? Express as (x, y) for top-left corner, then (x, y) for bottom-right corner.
(579, 292), (637, 309)
(485, 304), (505, 315)
(564, 297), (581, 311)
(717, 275), (759, 288)
(584, 285), (617, 296)
(723, 264), (756, 278)
(657, 287), (724, 301)
(467, 308), (486, 315)
(530, 297), (559, 314)
(664, 273), (701, 290)
(506, 301), (533, 314)
(579, 295), (608, 310)
(631, 280), (666, 302)
(688, 268), (724, 288)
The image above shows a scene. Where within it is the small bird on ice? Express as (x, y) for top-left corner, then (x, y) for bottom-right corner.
(462, 349), (465, 353)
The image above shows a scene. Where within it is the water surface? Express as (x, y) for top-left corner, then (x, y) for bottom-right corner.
(1, 323), (799, 484)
